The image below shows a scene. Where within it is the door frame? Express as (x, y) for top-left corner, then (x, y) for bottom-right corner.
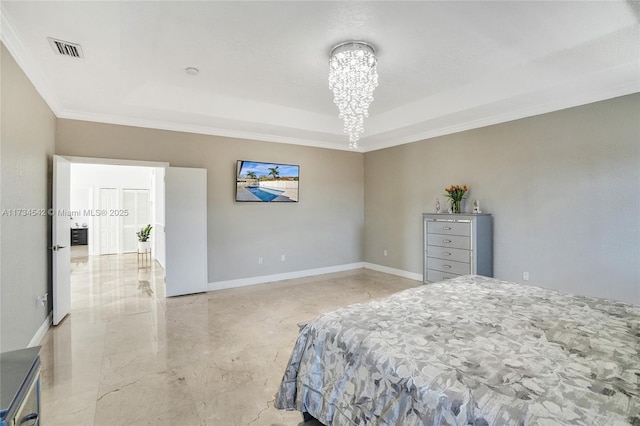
(53, 156), (170, 323)
(63, 156), (169, 168)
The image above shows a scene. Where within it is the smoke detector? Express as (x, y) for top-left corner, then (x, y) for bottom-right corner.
(48, 37), (84, 59)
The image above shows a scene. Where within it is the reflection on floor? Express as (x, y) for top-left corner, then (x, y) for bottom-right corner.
(39, 252), (420, 425)
(70, 245), (88, 272)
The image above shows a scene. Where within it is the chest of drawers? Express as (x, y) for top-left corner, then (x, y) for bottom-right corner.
(423, 213), (492, 283)
(70, 228), (88, 246)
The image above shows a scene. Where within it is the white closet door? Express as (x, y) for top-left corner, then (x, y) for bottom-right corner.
(123, 189), (151, 253)
(123, 190), (137, 252)
(99, 188), (118, 254)
(136, 190), (150, 227)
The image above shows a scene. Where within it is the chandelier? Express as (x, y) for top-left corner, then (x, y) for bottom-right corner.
(328, 41), (378, 149)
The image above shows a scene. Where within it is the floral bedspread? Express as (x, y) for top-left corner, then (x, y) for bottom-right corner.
(275, 275), (640, 425)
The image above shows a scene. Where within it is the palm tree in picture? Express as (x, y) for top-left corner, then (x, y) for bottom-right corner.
(246, 171), (257, 180)
(268, 166), (280, 180)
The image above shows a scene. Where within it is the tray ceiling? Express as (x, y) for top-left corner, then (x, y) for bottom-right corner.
(1, 1), (638, 151)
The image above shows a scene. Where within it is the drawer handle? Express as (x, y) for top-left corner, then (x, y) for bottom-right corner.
(443, 265), (452, 269)
(443, 239), (452, 243)
(443, 226), (452, 230)
(443, 252), (451, 256)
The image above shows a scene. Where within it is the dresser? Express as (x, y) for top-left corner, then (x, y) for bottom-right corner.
(70, 228), (88, 246)
(423, 213), (492, 283)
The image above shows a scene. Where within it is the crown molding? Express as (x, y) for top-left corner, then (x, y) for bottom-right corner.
(0, 8), (62, 115)
(57, 109), (361, 152)
(361, 80), (640, 153)
(3, 3), (636, 155)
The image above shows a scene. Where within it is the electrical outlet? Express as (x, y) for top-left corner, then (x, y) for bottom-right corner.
(281, 254), (286, 262)
(383, 249), (388, 257)
(523, 272), (529, 281)
(258, 257), (263, 265)
(37, 293), (48, 307)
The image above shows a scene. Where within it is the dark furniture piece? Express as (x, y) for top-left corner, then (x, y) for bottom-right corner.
(70, 227), (88, 246)
(0, 347), (41, 426)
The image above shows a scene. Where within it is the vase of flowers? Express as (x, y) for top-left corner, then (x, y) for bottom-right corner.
(444, 185), (468, 213)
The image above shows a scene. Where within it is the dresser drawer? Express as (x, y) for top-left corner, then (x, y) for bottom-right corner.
(423, 213), (493, 283)
(426, 245), (470, 263)
(427, 221), (470, 237)
(427, 234), (470, 250)
(70, 228), (88, 246)
(427, 257), (471, 275)
(426, 269), (460, 282)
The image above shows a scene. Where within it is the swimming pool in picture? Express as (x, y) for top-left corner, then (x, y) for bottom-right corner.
(246, 186), (286, 202)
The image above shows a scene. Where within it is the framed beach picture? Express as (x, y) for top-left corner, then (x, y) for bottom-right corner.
(235, 160), (299, 202)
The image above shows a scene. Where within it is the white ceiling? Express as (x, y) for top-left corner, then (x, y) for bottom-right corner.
(2, 1), (638, 152)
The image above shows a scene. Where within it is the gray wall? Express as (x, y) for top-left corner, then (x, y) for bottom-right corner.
(365, 93), (640, 304)
(2, 38), (638, 353)
(1, 43), (56, 351)
(55, 120), (364, 283)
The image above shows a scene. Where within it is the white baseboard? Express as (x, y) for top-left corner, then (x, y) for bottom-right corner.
(28, 312), (52, 348)
(363, 262), (423, 282)
(208, 262), (365, 291)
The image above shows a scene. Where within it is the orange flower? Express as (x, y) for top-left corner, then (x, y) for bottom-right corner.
(444, 184), (468, 202)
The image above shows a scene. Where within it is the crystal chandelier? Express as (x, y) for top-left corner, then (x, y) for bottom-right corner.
(328, 41), (378, 149)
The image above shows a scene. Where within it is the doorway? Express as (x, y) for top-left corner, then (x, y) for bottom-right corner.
(69, 163), (162, 259)
(52, 155), (208, 325)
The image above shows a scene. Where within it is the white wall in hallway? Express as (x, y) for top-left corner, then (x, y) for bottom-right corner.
(151, 167), (166, 268)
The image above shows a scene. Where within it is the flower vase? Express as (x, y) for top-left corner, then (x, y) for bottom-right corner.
(452, 200), (462, 214)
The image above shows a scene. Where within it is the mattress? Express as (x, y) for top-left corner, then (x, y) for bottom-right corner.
(275, 275), (640, 425)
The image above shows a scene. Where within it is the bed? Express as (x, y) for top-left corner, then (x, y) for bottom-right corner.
(275, 275), (640, 425)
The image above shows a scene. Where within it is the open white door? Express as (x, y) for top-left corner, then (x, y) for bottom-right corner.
(165, 167), (208, 297)
(52, 155), (71, 325)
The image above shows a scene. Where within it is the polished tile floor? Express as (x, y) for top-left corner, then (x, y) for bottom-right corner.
(40, 249), (420, 425)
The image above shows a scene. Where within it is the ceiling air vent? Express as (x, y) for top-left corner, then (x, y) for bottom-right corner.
(48, 37), (84, 59)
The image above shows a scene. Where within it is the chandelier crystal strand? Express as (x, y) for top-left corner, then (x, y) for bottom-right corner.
(329, 42), (378, 149)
